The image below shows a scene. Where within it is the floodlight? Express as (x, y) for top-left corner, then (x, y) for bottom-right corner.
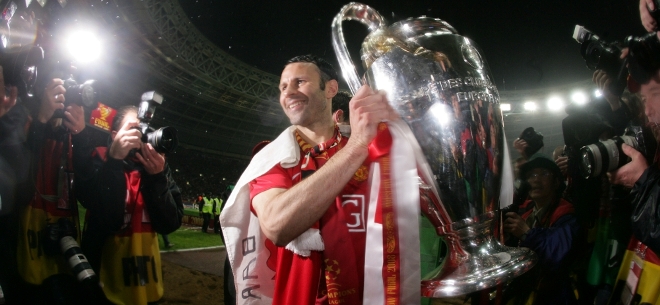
(500, 103), (511, 111)
(523, 101), (537, 111)
(547, 96), (565, 112)
(571, 91), (588, 105)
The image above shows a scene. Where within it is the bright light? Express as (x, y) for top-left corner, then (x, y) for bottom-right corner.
(523, 101), (537, 111)
(66, 31), (102, 63)
(571, 91), (588, 105)
(428, 103), (451, 127)
(594, 89), (602, 97)
(547, 96), (564, 112)
(500, 103), (511, 112)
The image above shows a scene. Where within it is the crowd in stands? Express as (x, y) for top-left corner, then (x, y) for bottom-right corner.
(166, 146), (248, 203)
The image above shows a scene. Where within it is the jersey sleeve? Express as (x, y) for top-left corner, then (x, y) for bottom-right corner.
(248, 163), (294, 215)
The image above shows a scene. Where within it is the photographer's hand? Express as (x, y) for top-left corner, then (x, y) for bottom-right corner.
(609, 144), (648, 188)
(555, 156), (569, 177)
(641, 0), (658, 32)
(504, 212), (530, 239)
(593, 70), (621, 110)
(63, 104), (85, 135)
(513, 138), (529, 159)
(135, 143), (165, 175)
(0, 67), (18, 118)
(108, 120), (141, 160)
(37, 78), (65, 123)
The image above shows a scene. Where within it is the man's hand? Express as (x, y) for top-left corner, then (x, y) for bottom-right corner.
(513, 138), (528, 158)
(504, 212), (530, 238)
(63, 104), (86, 134)
(555, 155), (569, 177)
(37, 78), (66, 123)
(135, 143), (165, 175)
(641, 0), (658, 32)
(609, 144), (648, 188)
(593, 70), (621, 110)
(109, 120), (141, 160)
(347, 85), (399, 149)
(0, 67), (18, 118)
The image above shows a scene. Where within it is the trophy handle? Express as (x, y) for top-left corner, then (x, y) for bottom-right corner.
(331, 2), (386, 94)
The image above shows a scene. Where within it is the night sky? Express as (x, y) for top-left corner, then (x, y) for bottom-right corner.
(178, 0), (644, 91)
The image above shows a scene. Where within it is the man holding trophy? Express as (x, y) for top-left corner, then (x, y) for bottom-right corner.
(222, 3), (539, 304)
(220, 55), (400, 304)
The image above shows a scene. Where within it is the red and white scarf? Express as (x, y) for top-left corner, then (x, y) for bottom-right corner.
(220, 121), (424, 304)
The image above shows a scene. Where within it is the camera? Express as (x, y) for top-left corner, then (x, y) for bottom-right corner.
(573, 25), (628, 96)
(43, 218), (97, 283)
(574, 25), (660, 92)
(135, 91), (178, 154)
(52, 75), (97, 119)
(580, 125), (657, 179)
(519, 127), (544, 157)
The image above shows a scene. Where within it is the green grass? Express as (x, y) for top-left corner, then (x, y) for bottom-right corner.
(183, 208), (201, 217)
(159, 227), (224, 251)
(77, 203), (223, 251)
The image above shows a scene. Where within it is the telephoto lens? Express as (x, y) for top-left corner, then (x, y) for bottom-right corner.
(59, 235), (97, 282)
(55, 218), (97, 283)
(580, 136), (637, 179)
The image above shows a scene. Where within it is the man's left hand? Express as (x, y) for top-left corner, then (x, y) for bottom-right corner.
(609, 144), (648, 188)
(135, 143), (165, 175)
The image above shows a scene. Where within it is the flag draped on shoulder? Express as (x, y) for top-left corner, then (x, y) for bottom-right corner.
(221, 121), (428, 305)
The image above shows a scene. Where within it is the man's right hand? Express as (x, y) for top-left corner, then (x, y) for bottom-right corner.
(609, 144), (648, 188)
(513, 138), (528, 158)
(108, 119), (142, 160)
(347, 85), (399, 149)
(555, 156), (569, 177)
(37, 78), (66, 123)
(641, 0), (658, 32)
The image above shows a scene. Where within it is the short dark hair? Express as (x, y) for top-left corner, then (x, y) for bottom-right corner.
(111, 106), (138, 132)
(286, 55), (338, 90)
(332, 90), (352, 120)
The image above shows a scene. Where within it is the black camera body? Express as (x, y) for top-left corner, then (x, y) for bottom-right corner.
(573, 25), (628, 96)
(136, 91), (178, 154)
(63, 77), (96, 108)
(43, 218), (97, 283)
(574, 25), (660, 92)
(519, 127), (544, 157)
(52, 76), (97, 119)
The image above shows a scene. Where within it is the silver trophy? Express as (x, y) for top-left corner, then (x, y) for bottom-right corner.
(332, 3), (537, 298)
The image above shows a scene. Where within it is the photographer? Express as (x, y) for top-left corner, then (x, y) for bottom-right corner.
(75, 106), (183, 305)
(0, 68), (23, 304)
(12, 76), (102, 305)
(503, 157), (579, 305)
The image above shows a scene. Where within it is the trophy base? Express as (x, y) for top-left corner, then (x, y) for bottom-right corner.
(421, 214), (537, 298)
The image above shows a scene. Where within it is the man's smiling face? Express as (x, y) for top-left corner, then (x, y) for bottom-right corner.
(279, 62), (329, 127)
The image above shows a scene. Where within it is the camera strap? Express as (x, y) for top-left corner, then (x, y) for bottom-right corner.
(36, 131), (73, 210)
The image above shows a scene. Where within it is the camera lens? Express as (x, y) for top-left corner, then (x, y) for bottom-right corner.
(580, 136), (637, 178)
(60, 236), (97, 282)
(146, 126), (178, 154)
